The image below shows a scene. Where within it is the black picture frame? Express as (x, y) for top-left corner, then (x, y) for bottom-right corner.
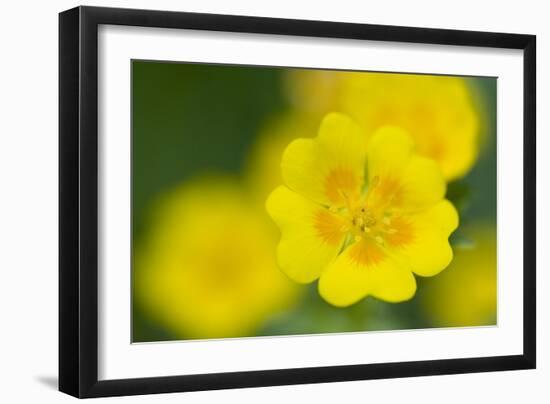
(59, 5), (536, 398)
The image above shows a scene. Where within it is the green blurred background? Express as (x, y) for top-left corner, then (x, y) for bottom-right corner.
(132, 60), (497, 342)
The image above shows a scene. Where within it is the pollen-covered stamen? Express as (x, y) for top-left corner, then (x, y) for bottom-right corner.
(380, 215), (398, 234)
(351, 206), (377, 234)
(349, 204), (404, 248)
(333, 176), (405, 246)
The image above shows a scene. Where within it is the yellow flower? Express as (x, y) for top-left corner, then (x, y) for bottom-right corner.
(266, 113), (458, 307)
(284, 70), (480, 181)
(421, 225), (496, 327)
(134, 178), (298, 339)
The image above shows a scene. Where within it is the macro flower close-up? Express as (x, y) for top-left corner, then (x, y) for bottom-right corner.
(131, 60), (496, 342)
(267, 112), (459, 307)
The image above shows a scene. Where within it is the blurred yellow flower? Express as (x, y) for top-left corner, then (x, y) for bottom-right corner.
(421, 225), (497, 327)
(285, 70), (480, 181)
(284, 69), (342, 115)
(134, 178), (298, 339)
(266, 113), (458, 307)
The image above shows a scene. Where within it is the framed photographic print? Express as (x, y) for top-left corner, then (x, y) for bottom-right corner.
(59, 6), (536, 398)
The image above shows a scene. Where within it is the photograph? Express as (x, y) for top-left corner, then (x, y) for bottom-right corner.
(131, 62), (497, 343)
(0, 1), (542, 402)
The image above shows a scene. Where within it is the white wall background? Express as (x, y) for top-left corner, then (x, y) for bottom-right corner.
(0, 0), (546, 402)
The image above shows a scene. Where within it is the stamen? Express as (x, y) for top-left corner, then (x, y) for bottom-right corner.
(338, 189), (354, 212)
(363, 175), (380, 203)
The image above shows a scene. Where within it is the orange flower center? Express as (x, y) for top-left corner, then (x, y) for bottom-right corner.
(343, 176), (414, 249)
(349, 206), (396, 245)
(324, 167), (358, 206)
(313, 174), (415, 253)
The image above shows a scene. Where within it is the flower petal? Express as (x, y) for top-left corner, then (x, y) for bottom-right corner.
(266, 185), (347, 283)
(367, 127), (446, 211)
(367, 126), (414, 180)
(318, 239), (417, 307)
(396, 155), (447, 211)
(281, 112), (366, 207)
(388, 200), (459, 277)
